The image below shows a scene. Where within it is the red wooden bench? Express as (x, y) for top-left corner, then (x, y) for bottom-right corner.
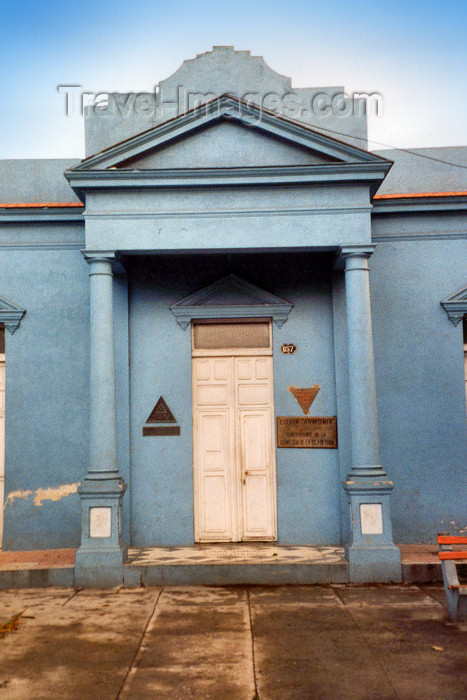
(437, 534), (467, 622)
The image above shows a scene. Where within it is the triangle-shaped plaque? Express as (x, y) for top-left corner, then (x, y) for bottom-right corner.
(288, 385), (320, 415)
(146, 397), (176, 424)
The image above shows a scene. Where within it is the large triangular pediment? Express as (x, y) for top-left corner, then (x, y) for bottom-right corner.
(170, 274), (293, 329)
(116, 120), (338, 170)
(70, 95), (391, 173)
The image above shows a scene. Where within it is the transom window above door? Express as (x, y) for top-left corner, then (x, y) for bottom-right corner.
(192, 320), (273, 356)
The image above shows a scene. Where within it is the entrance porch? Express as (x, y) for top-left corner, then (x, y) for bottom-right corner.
(64, 95), (401, 586)
(0, 545), (450, 588)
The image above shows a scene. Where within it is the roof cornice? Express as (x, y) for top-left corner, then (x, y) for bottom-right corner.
(66, 162), (390, 196)
(372, 192), (467, 214)
(0, 204), (84, 223)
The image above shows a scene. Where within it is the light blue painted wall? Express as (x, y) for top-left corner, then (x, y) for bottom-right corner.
(370, 238), (467, 542)
(127, 257), (194, 545)
(0, 160), (80, 203)
(1, 220), (465, 550)
(127, 253), (341, 546)
(2, 244), (89, 549)
(113, 273), (131, 544)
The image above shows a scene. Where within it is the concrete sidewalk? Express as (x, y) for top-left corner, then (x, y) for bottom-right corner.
(0, 584), (465, 699)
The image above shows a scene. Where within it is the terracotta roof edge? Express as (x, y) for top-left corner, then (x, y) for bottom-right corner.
(373, 191), (467, 200)
(0, 202), (84, 208)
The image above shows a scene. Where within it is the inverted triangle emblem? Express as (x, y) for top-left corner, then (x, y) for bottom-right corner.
(288, 385), (320, 415)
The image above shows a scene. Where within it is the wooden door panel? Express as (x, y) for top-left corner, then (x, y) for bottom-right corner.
(235, 355), (276, 540)
(243, 475), (269, 535)
(197, 385), (228, 405)
(195, 408), (234, 540)
(239, 409), (274, 538)
(237, 383), (269, 405)
(193, 358), (235, 541)
(254, 358), (269, 380)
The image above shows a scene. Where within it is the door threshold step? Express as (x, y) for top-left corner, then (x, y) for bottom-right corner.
(125, 545), (349, 585)
(127, 544), (346, 566)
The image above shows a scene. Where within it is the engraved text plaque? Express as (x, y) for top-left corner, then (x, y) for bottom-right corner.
(143, 426), (181, 437)
(277, 416), (337, 448)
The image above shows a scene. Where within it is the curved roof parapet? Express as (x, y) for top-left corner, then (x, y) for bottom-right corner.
(159, 46), (292, 102)
(84, 47), (367, 156)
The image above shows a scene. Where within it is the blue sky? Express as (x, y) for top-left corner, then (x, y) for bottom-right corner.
(1, 0), (466, 157)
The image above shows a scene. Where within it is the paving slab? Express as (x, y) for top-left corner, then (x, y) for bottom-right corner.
(333, 586), (467, 699)
(0, 588), (160, 699)
(421, 584), (452, 606)
(0, 584), (465, 699)
(120, 586), (256, 699)
(334, 583), (437, 607)
(250, 586), (395, 699)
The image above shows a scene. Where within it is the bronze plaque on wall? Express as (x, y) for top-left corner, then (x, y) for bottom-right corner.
(146, 397), (177, 424)
(277, 416), (337, 449)
(143, 426), (180, 436)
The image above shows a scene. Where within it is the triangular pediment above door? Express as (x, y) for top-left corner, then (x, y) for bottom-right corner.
(440, 284), (467, 326)
(170, 274), (293, 329)
(0, 295), (26, 334)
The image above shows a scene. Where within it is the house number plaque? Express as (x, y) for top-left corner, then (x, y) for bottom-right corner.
(281, 343), (296, 354)
(277, 416), (337, 448)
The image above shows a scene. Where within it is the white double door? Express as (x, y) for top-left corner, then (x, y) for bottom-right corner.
(193, 355), (277, 542)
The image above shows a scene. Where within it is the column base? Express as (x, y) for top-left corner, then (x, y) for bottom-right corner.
(346, 544), (402, 583)
(76, 477), (127, 588)
(344, 477), (402, 583)
(75, 543), (127, 588)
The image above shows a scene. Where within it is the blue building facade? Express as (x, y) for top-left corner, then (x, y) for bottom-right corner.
(0, 48), (465, 586)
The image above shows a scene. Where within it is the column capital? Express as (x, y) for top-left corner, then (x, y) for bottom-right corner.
(81, 250), (117, 265)
(82, 251), (127, 276)
(334, 245), (376, 271)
